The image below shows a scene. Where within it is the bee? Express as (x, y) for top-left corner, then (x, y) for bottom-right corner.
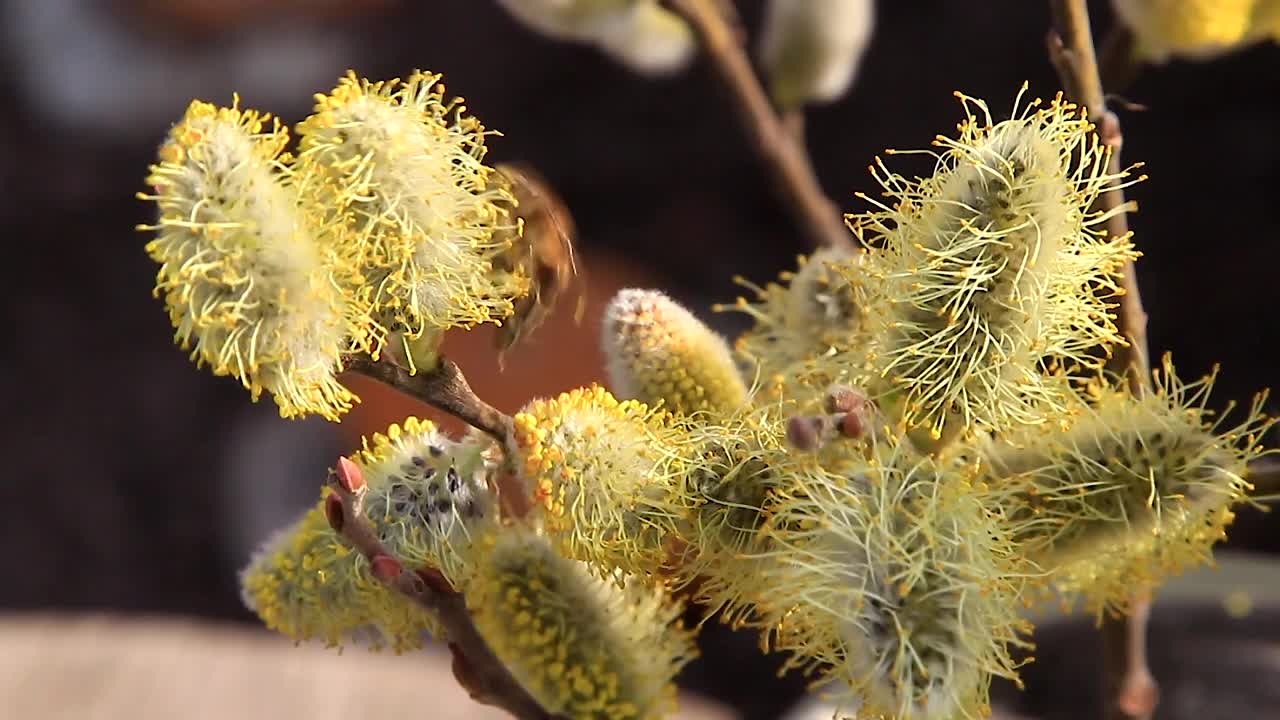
(491, 162), (585, 362)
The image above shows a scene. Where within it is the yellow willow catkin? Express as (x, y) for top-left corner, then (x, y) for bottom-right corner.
(509, 386), (688, 576)
(239, 499), (436, 652)
(139, 98), (355, 420)
(978, 357), (1274, 615)
(465, 524), (696, 719)
(294, 70), (529, 356)
(353, 418), (499, 581)
(663, 403), (816, 626)
(851, 84), (1139, 446)
(752, 440), (1030, 720)
(1113, 0), (1263, 62)
(603, 288), (749, 416)
(240, 418), (498, 649)
(722, 246), (866, 407)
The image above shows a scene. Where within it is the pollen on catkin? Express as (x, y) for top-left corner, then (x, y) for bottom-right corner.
(239, 499), (438, 651)
(752, 440), (1029, 720)
(509, 385), (686, 575)
(465, 524), (696, 719)
(140, 98), (355, 421)
(851, 85), (1139, 445)
(354, 417), (499, 583)
(666, 404), (812, 625)
(723, 246), (867, 405)
(240, 417), (499, 649)
(979, 357), (1274, 615)
(294, 70), (529, 355)
(603, 288), (749, 416)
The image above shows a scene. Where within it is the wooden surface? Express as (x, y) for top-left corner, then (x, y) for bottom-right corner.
(0, 613), (734, 720)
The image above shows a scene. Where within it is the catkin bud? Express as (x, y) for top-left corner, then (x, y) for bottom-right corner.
(725, 247), (865, 399)
(294, 71), (530, 355)
(497, 0), (694, 76)
(465, 524), (696, 719)
(981, 358), (1273, 614)
(604, 288), (749, 416)
(354, 418), (499, 580)
(509, 386), (686, 574)
(240, 418), (498, 649)
(239, 500), (438, 651)
(754, 443), (1028, 720)
(759, 0), (875, 108)
(670, 408), (797, 623)
(1112, 0), (1266, 63)
(140, 98), (355, 420)
(853, 85), (1139, 444)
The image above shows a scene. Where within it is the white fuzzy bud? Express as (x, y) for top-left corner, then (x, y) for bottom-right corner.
(759, 0), (875, 107)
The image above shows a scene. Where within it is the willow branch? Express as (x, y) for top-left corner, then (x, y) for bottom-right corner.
(666, 0), (853, 252)
(342, 354), (532, 519)
(344, 355), (512, 441)
(323, 459), (559, 720)
(1048, 2), (1157, 719)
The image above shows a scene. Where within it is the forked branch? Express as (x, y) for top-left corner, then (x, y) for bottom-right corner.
(324, 458), (559, 720)
(343, 354), (533, 518)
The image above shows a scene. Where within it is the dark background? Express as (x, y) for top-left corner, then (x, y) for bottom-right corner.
(2, 1), (1277, 718)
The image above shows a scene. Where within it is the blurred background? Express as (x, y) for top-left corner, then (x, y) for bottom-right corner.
(1, 1), (1278, 718)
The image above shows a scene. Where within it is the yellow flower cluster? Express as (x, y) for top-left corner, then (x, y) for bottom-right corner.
(510, 385), (686, 574)
(603, 288), (748, 416)
(465, 524), (695, 719)
(140, 99), (354, 420)
(216, 77), (1274, 720)
(141, 71), (534, 419)
(981, 358), (1274, 614)
(239, 497), (441, 651)
(240, 417), (499, 649)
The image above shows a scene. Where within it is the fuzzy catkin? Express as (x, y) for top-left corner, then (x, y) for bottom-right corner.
(140, 98), (354, 420)
(509, 386), (687, 575)
(240, 418), (498, 649)
(496, 0), (694, 76)
(724, 246), (866, 409)
(604, 288), (748, 416)
(465, 524), (696, 719)
(759, 0), (875, 108)
(294, 70), (529, 355)
(752, 441), (1029, 720)
(354, 418), (499, 581)
(852, 86), (1137, 445)
(239, 499), (438, 651)
(979, 359), (1273, 614)
(1112, 0), (1262, 62)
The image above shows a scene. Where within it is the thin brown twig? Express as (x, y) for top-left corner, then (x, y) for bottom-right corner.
(1047, 2), (1157, 719)
(666, 0), (853, 252)
(324, 458), (559, 720)
(342, 354), (533, 519)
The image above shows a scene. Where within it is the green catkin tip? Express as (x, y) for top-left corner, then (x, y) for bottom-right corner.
(465, 524), (697, 719)
(604, 288), (749, 416)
